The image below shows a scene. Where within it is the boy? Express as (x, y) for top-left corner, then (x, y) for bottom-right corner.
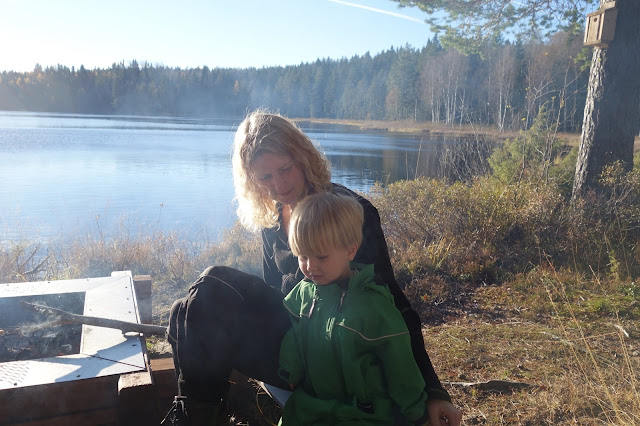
(278, 192), (430, 425)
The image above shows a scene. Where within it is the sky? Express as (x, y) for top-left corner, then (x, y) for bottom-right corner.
(0, 0), (434, 73)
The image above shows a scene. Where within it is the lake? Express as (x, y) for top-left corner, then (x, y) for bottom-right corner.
(0, 112), (444, 245)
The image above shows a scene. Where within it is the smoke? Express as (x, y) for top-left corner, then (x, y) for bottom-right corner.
(0, 293), (84, 362)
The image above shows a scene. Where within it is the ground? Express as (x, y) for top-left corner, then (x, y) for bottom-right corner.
(149, 279), (640, 425)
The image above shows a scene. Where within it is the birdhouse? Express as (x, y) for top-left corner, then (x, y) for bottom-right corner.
(584, 2), (618, 48)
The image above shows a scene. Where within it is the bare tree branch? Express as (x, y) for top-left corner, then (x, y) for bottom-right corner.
(20, 301), (168, 336)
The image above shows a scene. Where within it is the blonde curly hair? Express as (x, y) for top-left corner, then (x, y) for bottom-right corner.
(232, 110), (332, 231)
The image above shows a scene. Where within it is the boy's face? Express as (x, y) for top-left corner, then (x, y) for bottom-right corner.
(297, 244), (358, 286)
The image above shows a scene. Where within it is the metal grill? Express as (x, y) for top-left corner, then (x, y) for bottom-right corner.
(0, 272), (146, 390)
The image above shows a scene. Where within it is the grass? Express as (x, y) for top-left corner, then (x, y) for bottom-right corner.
(0, 221), (263, 326)
(426, 272), (640, 425)
(3, 206), (638, 425)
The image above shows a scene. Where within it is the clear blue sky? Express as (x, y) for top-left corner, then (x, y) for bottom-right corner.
(1, 0), (433, 72)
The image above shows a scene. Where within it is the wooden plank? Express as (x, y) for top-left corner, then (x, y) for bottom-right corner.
(150, 357), (178, 424)
(7, 408), (118, 426)
(150, 357), (175, 372)
(118, 369), (153, 390)
(0, 375), (119, 423)
(150, 358), (177, 399)
(133, 275), (153, 325)
(118, 369), (157, 426)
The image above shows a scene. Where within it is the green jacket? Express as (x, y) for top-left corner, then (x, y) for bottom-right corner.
(278, 264), (428, 425)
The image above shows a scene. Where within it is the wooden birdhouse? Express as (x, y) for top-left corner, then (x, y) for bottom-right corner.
(584, 2), (618, 48)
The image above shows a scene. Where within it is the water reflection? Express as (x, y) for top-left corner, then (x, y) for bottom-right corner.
(309, 129), (442, 190)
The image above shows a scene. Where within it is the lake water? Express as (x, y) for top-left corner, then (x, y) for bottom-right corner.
(0, 112), (443, 244)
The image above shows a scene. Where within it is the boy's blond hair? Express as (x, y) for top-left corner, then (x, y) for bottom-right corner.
(289, 193), (364, 256)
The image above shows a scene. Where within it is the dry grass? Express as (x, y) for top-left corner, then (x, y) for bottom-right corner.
(3, 195), (639, 426)
(425, 273), (640, 425)
(367, 157), (640, 424)
(3, 234), (639, 425)
(0, 220), (262, 326)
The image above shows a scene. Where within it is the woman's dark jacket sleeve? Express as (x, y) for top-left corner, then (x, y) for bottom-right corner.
(261, 183), (451, 401)
(332, 184), (451, 402)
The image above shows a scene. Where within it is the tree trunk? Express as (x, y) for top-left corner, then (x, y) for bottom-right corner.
(572, 0), (640, 198)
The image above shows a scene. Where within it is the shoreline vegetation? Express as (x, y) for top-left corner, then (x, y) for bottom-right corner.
(297, 117), (555, 142)
(294, 117), (640, 151)
(2, 118), (640, 424)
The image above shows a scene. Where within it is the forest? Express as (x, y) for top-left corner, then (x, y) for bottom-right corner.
(0, 32), (591, 133)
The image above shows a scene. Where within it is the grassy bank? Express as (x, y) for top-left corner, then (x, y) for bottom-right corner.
(2, 118), (640, 424)
(295, 117), (580, 145)
(369, 175), (640, 425)
(4, 177), (639, 424)
(294, 117), (640, 153)
(0, 222), (262, 325)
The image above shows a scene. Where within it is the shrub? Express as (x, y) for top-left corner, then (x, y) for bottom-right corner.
(370, 176), (568, 285)
(566, 163), (640, 279)
(0, 241), (49, 283)
(370, 155), (640, 288)
(488, 106), (576, 197)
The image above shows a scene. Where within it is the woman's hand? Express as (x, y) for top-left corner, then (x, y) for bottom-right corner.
(426, 399), (462, 426)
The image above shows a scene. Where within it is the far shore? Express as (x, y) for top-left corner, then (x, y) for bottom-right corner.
(293, 117), (579, 144)
(293, 117), (640, 151)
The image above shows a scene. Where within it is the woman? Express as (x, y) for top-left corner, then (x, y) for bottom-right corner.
(164, 111), (461, 426)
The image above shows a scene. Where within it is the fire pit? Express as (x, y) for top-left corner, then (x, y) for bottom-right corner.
(0, 272), (147, 390)
(0, 293), (85, 363)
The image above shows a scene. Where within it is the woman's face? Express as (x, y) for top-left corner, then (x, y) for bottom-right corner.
(252, 152), (307, 207)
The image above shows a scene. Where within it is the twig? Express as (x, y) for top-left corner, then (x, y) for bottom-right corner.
(444, 379), (538, 393)
(19, 301), (167, 336)
(24, 255), (50, 277)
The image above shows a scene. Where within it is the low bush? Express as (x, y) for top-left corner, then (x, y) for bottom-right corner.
(370, 177), (569, 283)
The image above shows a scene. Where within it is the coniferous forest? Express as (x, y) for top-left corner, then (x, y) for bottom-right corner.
(1, 33), (591, 132)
